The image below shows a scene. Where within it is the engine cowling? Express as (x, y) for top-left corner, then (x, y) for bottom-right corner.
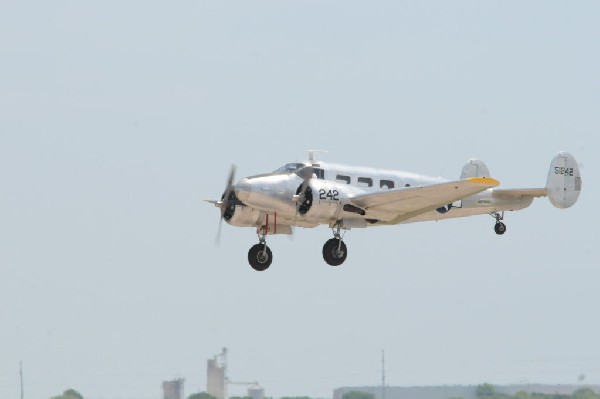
(296, 179), (354, 221)
(226, 205), (262, 227)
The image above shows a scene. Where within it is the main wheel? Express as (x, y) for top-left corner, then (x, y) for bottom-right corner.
(248, 244), (272, 271)
(322, 238), (348, 266)
(494, 222), (507, 235)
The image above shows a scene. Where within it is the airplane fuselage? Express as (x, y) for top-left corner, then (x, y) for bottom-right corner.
(228, 161), (531, 231)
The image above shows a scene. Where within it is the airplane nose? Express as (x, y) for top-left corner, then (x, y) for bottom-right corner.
(235, 178), (252, 202)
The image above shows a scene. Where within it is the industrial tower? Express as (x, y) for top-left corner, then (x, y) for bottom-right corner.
(207, 348), (228, 399)
(207, 348), (264, 399)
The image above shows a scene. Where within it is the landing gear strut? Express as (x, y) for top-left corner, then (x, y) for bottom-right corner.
(248, 227), (272, 271)
(322, 223), (348, 266)
(491, 211), (507, 235)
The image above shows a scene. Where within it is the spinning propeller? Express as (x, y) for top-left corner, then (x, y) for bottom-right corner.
(215, 164), (237, 245)
(295, 165), (314, 215)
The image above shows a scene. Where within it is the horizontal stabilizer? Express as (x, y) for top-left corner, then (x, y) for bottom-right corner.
(493, 188), (547, 199)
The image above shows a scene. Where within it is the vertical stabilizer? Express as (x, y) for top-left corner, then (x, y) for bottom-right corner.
(461, 159), (490, 179)
(546, 152), (582, 208)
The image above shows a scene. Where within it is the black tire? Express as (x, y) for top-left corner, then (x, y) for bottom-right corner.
(494, 222), (507, 235)
(248, 244), (272, 271)
(322, 238), (348, 266)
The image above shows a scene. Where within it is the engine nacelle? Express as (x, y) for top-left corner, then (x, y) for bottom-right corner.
(227, 205), (263, 227)
(297, 179), (355, 221)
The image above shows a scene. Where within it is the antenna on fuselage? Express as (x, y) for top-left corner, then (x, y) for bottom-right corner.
(307, 149), (328, 163)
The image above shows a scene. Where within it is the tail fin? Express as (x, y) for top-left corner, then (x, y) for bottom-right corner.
(546, 152), (582, 208)
(461, 159), (490, 179)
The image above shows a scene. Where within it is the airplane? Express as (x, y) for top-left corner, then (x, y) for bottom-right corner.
(208, 151), (582, 271)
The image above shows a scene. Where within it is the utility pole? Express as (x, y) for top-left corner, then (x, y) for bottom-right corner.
(20, 361), (24, 399)
(381, 350), (385, 399)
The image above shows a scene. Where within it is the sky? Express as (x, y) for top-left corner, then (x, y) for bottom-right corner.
(1, 1), (599, 399)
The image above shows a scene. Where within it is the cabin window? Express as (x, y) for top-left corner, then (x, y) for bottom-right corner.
(358, 177), (373, 187)
(336, 175), (351, 184)
(380, 180), (395, 189)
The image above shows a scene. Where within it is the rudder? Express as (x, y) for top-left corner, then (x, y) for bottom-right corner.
(546, 152), (582, 209)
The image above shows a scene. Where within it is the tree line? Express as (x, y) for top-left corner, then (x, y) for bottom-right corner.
(48, 385), (600, 399)
(474, 383), (600, 399)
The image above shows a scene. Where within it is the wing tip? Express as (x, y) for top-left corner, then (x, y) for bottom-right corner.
(467, 177), (500, 187)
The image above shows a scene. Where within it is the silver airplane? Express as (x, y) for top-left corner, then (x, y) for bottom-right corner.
(208, 151), (581, 271)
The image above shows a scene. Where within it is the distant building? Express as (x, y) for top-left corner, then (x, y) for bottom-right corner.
(206, 347), (264, 399)
(334, 384), (600, 399)
(208, 348), (228, 399)
(163, 378), (185, 399)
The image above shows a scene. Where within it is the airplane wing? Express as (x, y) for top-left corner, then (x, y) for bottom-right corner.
(492, 188), (547, 198)
(350, 177), (500, 214)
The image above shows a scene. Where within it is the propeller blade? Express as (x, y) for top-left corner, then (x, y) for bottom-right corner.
(296, 165), (313, 215)
(215, 215), (223, 245)
(301, 165), (313, 192)
(296, 166), (312, 202)
(220, 164), (237, 218)
(215, 164), (237, 245)
(227, 164), (236, 188)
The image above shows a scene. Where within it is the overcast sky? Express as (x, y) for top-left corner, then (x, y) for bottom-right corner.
(1, 2), (599, 399)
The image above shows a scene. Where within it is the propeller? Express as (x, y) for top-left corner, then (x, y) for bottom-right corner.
(215, 164), (237, 245)
(300, 165), (312, 194)
(296, 165), (313, 215)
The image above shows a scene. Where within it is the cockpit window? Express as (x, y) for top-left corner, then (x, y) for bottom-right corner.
(272, 163), (306, 174)
(295, 166), (315, 179)
(272, 163), (322, 179)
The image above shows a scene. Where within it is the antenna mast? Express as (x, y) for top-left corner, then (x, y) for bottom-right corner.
(222, 348), (228, 399)
(306, 150), (328, 163)
(381, 350), (385, 399)
(20, 361), (24, 399)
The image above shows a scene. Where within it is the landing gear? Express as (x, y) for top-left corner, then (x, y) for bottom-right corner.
(322, 223), (348, 266)
(248, 228), (272, 271)
(323, 238), (347, 266)
(494, 222), (506, 235)
(248, 243), (272, 271)
(491, 212), (507, 235)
